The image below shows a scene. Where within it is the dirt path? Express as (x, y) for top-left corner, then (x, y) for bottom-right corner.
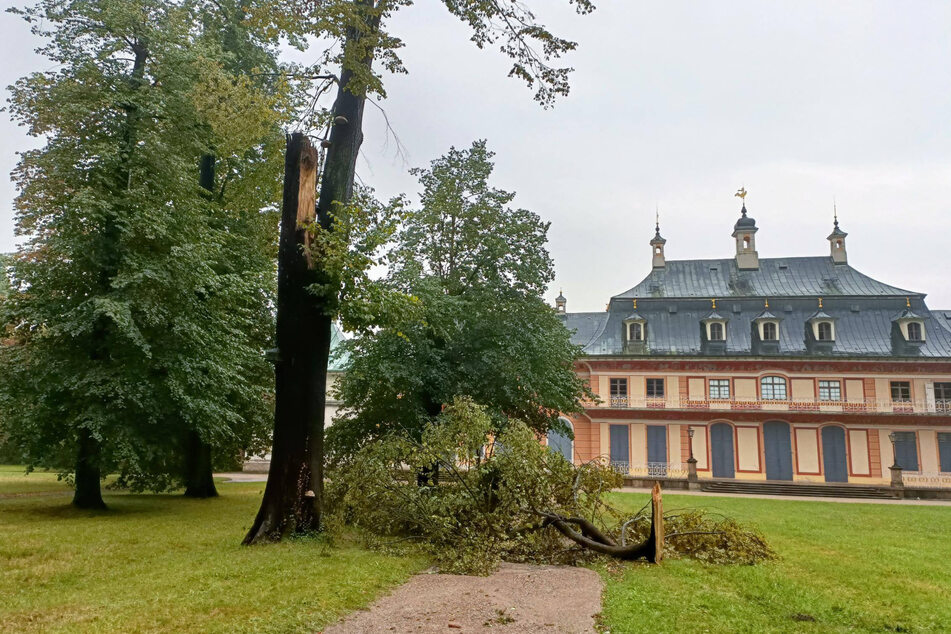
(322, 563), (602, 633)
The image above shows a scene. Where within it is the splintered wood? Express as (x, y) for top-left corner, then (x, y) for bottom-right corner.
(297, 140), (318, 268)
(651, 482), (664, 563)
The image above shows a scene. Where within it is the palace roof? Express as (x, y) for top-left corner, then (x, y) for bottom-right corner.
(559, 258), (951, 358)
(612, 257), (913, 300)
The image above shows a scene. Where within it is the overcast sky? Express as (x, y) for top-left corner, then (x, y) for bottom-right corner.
(2, 1), (950, 310)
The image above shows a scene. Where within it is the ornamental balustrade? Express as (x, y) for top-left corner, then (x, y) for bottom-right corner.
(899, 472), (951, 489)
(590, 396), (951, 416)
(608, 460), (689, 479)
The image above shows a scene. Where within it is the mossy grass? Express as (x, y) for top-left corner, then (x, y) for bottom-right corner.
(0, 467), (426, 633)
(599, 491), (951, 633)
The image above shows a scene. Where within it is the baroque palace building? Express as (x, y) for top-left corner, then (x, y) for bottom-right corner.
(551, 198), (951, 491)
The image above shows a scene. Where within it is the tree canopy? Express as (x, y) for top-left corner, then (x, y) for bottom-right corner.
(0, 0), (290, 504)
(328, 141), (591, 455)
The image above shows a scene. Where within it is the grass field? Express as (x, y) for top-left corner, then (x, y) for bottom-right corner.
(0, 466), (426, 633)
(4, 467), (951, 633)
(600, 491), (951, 633)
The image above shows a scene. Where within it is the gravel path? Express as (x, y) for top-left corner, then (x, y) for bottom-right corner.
(322, 563), (603, 633)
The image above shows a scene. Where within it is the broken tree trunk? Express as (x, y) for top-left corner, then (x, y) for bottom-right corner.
(243, 134), (322, 543)
(243, 0), (378, 544)
(547, 482), (665, 563)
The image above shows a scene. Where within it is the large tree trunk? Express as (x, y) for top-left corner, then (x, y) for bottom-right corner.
(244, 2), (376, 544)
(243, 133), (325, 542)
(74, 41), (149, 511)
(184, 429), (218, 498)
(183, 153), (220, 499)
(73, 428), (106, 510)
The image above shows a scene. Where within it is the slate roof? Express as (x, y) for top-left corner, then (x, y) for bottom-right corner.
(935, 311), (951, 335)
(559, 258), (951, 359)
(613, 257), (914, 299)
(328, 322), (350, 372)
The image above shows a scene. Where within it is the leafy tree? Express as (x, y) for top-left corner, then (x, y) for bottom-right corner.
(0, 0), (287, 508)
(244, 0), (596, 543)
(328, 141), (591, 458)
(327, 397), (775, 575)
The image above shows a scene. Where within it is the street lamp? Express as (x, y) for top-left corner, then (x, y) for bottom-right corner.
(686, 427), (698, 487)
(888, 431), (904, 492)
(888, 432), (898, 469)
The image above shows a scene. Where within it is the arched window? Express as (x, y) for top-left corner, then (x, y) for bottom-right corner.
(547, 418), (574, 463)
(762, 322), (778, 340)
(629, 322), (643, 341)
(742, 236), (750, 249)
(760, 376), (788, 400)
(709, 322), (725, 341)
(817, 321), (833, 341)
(907, 322), (923, 341)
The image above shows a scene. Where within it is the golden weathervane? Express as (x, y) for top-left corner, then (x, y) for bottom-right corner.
(735, 187), (748, 200)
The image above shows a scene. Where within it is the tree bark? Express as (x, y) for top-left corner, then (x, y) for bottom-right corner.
(244, 1), (377, 544)
(243, 133), (324, 543)
(182, 153), (219, 499)
(73, 427), (106, 509)
(184, 429), (218, 498)
(546, 483), (665, 563)
(73, 40), (150, 512)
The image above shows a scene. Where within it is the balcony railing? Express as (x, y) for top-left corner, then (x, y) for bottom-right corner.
(901, 472), (951, 489)
(590, 396), (951, 416)
(609, 461), (689, 479)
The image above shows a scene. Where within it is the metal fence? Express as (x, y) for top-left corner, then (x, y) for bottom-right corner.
(591, 396), (951, 416)
(609, 461), (689, 479)
(901, 472), (951, 489)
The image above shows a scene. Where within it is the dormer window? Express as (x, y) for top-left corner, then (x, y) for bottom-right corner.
(709, 322), (725, 341)
(623, 302), (647, 348)
(892, 300), (925, 346)
(752, 303), (781, 352)
(806, 301), (837, 352)
(628, 322), (644, 341)
(907, 322), (923, 341)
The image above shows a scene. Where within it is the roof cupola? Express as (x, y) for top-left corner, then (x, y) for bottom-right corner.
(650, 211), (666, 269)
(555, 289), (566, 313)
(828, 206), (848, 264)
(732, 188), (759, 270)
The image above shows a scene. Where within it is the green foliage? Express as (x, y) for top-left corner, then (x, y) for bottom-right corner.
(304, 185), (419, 333)
(0, 0), (289, 489)
(247, 0), (595, 111)
(329, 142), (592, 455)
(327, 397), (622, 575)
(327, 398), (772, 575)
(620, 508), (775, 565)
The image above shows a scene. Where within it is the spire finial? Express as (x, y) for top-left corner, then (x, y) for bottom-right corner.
(655, 205), (660, 233)
(906, 297), (911, 308)
(818, 297), (823, 309)
(764, 298), (769, 309)
(633, 299), (637, 309)
(833, 197), (839, 228)
(735, 186), (748, 215)
(711, 298), (717, 310)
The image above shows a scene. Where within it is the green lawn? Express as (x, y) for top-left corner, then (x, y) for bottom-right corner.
(0, 466), (427, 633)
(600, 492), (951, 633)
(4, 467), (951, 633)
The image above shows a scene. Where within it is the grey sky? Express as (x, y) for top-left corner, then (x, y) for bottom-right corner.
(2, 1), (950, 310)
